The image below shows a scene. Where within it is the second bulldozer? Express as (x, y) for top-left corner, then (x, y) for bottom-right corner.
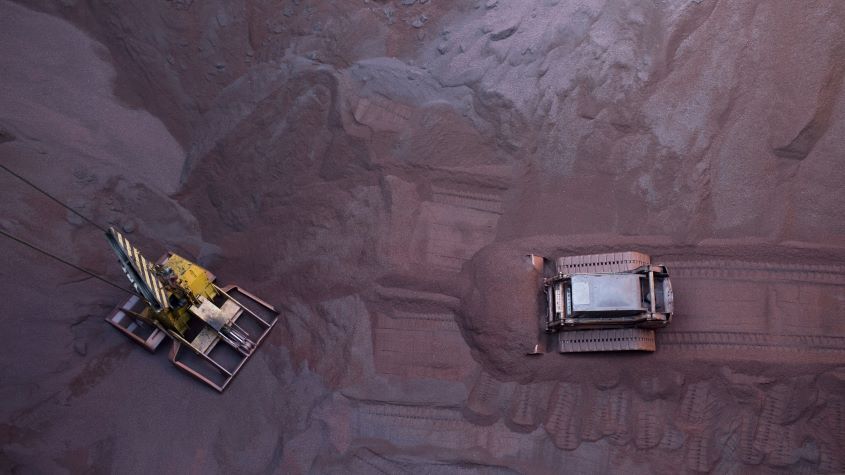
(528, 251), (673, 354)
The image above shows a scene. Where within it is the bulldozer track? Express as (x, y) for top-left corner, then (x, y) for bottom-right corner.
(544, 382), (582, 451)
(353, 96), (413, 133)
(679, 381), (716, 427)
(580, 388), (610, 442)
(651, 255), (844, 358)
(658, 425), (686, 451)
(351, 402), (489, 451)
(815, 397), (845, 472)
(370, 285), (474, 380)
(767, 424), (801, 467)
(507, 383), (540, 429)
(634, 400), (665, 450)
(559, 328), (656, 353)
(431, 184), (505, 215)
(605, 387), (633, 446)
(713, 429), (741, 474)
(451, 370), (840, 472)
(411, 171), (509, 273)
(351, 400), (571, 469)
(822, 397), (845, 444)
(388, 310), (460, 331)
(421, 204), (501, 272)
(357, 403), (465, 424)
(547, 252), (844, 284)
(373, 285), (460, 309)
(556, 251), (650, 274)
(349, 449), (410, 475)
(372, 315), (472, 380)
(657, 332), (845, 353)
(752, 384), (792, 456)
(466, 370), (504, 419)
(819, 439), (845, 473)
(685, 434), (715, 473)
(738, 412), (764, 465)
(348, 401), (604, 472)
(663, 259), (845, 285)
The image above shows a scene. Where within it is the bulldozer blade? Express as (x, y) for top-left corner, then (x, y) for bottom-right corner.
(528, 253), (556, 279)
(526, 254), (555, 355)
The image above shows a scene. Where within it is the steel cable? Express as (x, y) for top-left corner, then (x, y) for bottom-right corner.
(0, 162), (107, 232)
(0, 227), (141, 298)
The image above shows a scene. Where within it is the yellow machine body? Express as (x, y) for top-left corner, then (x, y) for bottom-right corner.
(149, 254), (218, 336)
(164, 254), (217, 301)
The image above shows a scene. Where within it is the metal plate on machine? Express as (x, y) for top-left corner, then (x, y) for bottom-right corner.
(191, 327), (219, 354)
(219, 299), (241, 322)
(572, 281), (590, 306)
(571, 274), (643, 312)
(190, 297), (227, 331)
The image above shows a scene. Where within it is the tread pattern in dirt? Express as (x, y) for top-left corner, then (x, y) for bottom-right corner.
(466, 370), (503, 419)
(417, 178), (507, 272)
(658, 331), (845, 353)
(373, 314), (472, 380)
(371, 286), (471, 380)
(664, 259), (845, 285)
(544, 382), (582, 451)
(507, 384), (538, 429)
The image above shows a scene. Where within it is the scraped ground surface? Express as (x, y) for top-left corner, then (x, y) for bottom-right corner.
(1, 0), (844, 473)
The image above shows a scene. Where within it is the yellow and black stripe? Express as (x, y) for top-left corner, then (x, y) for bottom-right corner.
(106, 227), (169, 311)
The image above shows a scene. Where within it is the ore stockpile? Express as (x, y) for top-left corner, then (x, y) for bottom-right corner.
(1, 1), (843, 473)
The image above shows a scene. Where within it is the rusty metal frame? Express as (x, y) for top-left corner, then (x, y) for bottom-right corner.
(169, 284), (278, 392)
(105, 295), (168, 352)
